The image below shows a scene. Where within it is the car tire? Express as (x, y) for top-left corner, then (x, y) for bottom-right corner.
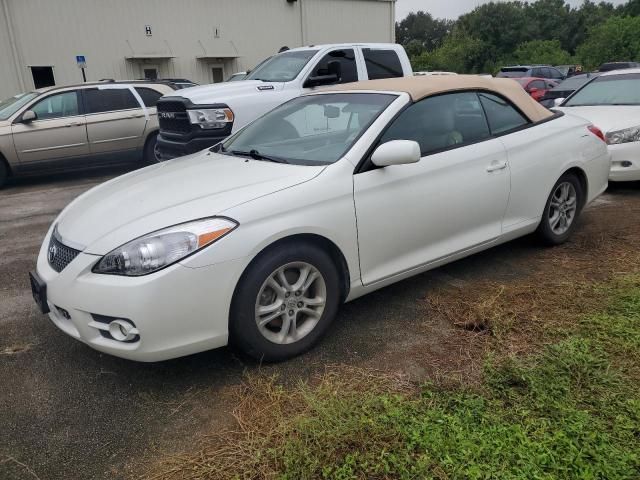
(537, 172), (584, 245)
(230, 242), (341, 362)
(143, 132), (162, 164)
(0, 159), (8, 189)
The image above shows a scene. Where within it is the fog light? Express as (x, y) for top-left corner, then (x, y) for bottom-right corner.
(621, 161), (633, 168)
(108, 319), (138, 342)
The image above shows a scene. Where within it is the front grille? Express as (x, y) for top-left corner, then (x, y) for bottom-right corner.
(48, 233), (81, 273)
(157, 100), (191, 134)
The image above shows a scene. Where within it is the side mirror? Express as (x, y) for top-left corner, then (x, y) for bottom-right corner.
(371, 140), (421, 167)
(303, 73), (339, 88)
(553, 97), (565, 107)
(21, 110), (37, 123)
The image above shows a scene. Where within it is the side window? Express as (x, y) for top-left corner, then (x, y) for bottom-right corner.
(134, 87), (163, 107)
(478, 92), (529, 135)
(530, 68), (541, 77)
(362, 48), (403, 80)
(30, 91), (80, 120)
(379, 92), (491, 155)
(530, 80), (546, 90)
(309, 49), (358, 85)
(84, 88), (140, 114)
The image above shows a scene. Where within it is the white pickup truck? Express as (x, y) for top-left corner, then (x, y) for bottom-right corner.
(156, 43), (412, 159)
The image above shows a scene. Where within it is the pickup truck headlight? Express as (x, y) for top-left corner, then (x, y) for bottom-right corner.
(187, 108), (234, 129)
(93, 218), (238, 276)
(606, 126), (640, 145)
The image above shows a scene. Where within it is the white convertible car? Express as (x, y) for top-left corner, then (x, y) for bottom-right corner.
(31, 76), (610, 362)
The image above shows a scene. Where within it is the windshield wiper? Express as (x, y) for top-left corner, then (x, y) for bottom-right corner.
(230, 149), (289, 164)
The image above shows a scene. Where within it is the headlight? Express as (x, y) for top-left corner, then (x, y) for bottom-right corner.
(93, 217), (238, 276)
(606, 125), (640, 145)
(187, 108), (234, 129)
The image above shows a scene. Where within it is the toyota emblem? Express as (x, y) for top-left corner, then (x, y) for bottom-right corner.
(48, 244), (58, 263)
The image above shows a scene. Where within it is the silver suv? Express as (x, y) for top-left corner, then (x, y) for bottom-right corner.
(0, 80), (177, 188)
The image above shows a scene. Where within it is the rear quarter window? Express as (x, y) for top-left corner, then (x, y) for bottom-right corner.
(478, 92), (529, 135)
(363, 49), (404, 80)
(134, 87), (163, 107)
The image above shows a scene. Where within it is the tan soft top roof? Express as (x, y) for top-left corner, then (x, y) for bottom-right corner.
(326, 75), (553, 123)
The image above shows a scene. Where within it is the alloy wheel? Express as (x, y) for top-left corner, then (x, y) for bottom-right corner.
(254, 262), (327, 345)
(548, 181), (577, 235)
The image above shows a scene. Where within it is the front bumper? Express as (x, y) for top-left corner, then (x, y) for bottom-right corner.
(35, 234), (247, 362)
(157, 133), (227, 160)
(608, 142), (640, 182)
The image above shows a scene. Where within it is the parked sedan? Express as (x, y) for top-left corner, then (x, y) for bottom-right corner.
(515, 77), (558, 102)
(31, 76), (610, 362)
(555, 69), (640, 181)
(0, 81), (177, 188)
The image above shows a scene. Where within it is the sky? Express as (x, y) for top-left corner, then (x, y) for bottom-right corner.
(395, 0), (629, 20)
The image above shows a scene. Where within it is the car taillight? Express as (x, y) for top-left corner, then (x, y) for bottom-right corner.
(587, 125), (606, 143)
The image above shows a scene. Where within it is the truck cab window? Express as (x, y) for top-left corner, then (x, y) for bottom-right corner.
(309, 49), (358, 84)
(363, 49), (403, 80)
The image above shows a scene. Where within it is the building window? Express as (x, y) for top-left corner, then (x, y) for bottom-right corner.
(211, 67), (224, 83)
(143, 68), (158, 80)
(31, 66), (55, 89)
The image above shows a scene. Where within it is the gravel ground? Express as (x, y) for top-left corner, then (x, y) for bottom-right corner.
(1, 168), (638, 480)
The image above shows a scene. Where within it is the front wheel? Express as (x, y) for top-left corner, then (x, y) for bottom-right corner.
(230, 243), (340, 362)
(537, 173), (584, 245)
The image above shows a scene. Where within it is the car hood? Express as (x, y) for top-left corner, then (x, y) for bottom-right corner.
(56, 152), (324, 255)
(164, 80), (284, 105)
(556, 105), (640, 133)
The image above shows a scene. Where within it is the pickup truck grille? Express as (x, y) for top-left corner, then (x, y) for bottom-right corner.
(157, 100), (191, 134)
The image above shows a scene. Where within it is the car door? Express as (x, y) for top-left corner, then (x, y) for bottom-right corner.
(83, 86), (147, 156)
(476, 91), (539, 230)
(11, 90), (89, 165)
(353, 91), (510, 286)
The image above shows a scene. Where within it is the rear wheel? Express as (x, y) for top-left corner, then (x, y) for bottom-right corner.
(143, 133), (162, 164)
(230, 243), (340, 362)
(537, 173), (584, 245)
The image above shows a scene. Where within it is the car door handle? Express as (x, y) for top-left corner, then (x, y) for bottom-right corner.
(64, 121), (82, 127)
(486, 160), (508, 172)
(128, 113), (145, 118)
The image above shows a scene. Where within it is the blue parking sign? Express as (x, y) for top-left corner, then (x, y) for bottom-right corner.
(76, 55), (86, 68)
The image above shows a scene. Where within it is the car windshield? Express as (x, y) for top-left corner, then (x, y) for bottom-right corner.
(564, 73), (640, 106)
(555, 74), (596, 91)
(245, 50), (317, 82)
(221, 93), (396, 166)
(0, 92), (38, 120)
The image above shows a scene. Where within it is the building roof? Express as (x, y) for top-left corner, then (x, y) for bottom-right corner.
(326, 75), (554, 122)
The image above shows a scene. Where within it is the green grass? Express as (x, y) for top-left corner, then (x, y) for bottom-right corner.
(150, 276), (640, 480)
(270, 277), (640, 480)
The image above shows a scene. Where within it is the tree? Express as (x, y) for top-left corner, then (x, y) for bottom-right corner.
(412, 30), (488, 73)
(395, 11), (453, 52)
(510, 40), (573, 65)
(576, 15), (640, 68)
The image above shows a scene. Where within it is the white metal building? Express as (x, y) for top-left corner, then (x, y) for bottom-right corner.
(0, 0), (396, 98)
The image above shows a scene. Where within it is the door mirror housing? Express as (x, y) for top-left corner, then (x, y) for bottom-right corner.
(303, 73), (339, 88)
(553, 97), (566, 107)
(371, 140), (421, 167)
(21, 110), (37, 123)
